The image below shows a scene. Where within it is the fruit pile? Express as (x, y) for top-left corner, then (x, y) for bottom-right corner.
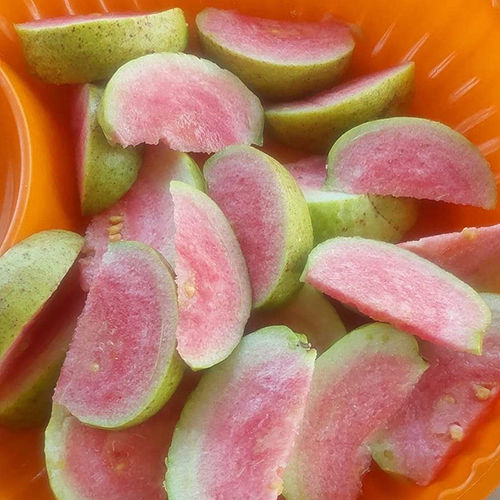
(0, 7), (499, 500)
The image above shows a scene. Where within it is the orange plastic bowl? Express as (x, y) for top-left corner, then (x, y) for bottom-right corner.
(1, 0), (500, 498)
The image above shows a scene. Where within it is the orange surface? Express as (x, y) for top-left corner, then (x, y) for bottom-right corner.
(0, 0), (500, 498)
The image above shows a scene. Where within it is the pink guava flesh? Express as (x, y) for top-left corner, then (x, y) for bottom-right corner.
(204, 150), (285, 305)
(20, 12), (139, 29)
(81, 146), (195, 290)
(171, 182), (251, 368)
(293, 355), (415, 499)
(270, 63), (412, 111)
(197, 8), (353, 64)
(328, 119), (496, 209)
(0, 266), (84, 408)
(372, 294), (500, 485)
(103, 54), (263, 152)
(55, 243), (177, 425)
(304, 238), (490, 353)
(400, 224), (500, 293)
(285, 156), (326, 192)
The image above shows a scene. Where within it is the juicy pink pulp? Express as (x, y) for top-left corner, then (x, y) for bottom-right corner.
(172, 185), (250, 366)
(55, 246), (176, 423)
(305, 239), (487, 352)
(81, 146), (186, 290)
(375, 305), (500, 486)
(401, 224), (500, 293)
(331, 121), (496, 208)
(204, 151), (285, 305)
(270, 63), (411, 111)
(199, 353), (312, 498)
(292, 354), (414, 500)
(285, 156), (327, 192)
(198, 8), (353, 64)
(0, 266), (84, 404)
(20, 12), (140, 29)
(107, 54), (262, 152)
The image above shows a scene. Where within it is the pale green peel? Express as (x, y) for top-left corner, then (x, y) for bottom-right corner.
(0, 230), (83, 359)
(304, 190), (418, 245)
(80, 84), (141, 215)
(196, 8), (354, 101)
(266, 62), (414, 153)
(16, 8), (188, 84)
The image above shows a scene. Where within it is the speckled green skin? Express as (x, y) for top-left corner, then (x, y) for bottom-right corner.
(196, 9), (354, 101)
(16, 8), (188, 84)
(0, 230), (83, 359)
(304, 190), (418, 245)
(80, 85), (141, 215)
(204, 146), (314, 309)
(265, 62), (414, 153)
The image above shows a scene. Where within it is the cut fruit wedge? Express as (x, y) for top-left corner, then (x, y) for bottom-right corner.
(371, 293), (500, 485)
(302, 237), (491, 353)
(55, 242), (183, 429)
(401, 224), (500, 293)
(204, 145), (313, 308)
(171, 181), (252, 370)
(81, 147), (204, 291)
(98, 53), (264, 153)
(284, 323), (427, 500)
(166, 326), (316, 500)
(75, 84), (141, 216)
(196, 8), (354, 100)
(16, 9), (188, 84)
(326, 117), (497, 209)
(266, 62), (414, 152)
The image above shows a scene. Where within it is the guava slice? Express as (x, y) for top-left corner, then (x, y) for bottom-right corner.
(171, 181), (252, 370)
(283, 323), (427, 500)
(55, 241), (183, 429)
(325, 117), (497, 209)
(0, 265), (84, 427)
(165, 326), (316, 500)
(0, 230), (83, 360)
(75, 84), (141, 216)
(81, 147), (204, 291)
(303, 237), (491, 353)
(285, 155), (327, 191)
(204, 145), (313, 308)
(400, 224), (500, 293)
(15, 9), (188, 84)
(370, 293), (500, 485)
(266, 63), (414, 152)
(196, 8), (354, 101)
(98, 53), (264, 153)
(247, 284), (346, 354)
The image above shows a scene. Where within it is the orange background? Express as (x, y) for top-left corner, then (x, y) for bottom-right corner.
(0, 0), (500, 498)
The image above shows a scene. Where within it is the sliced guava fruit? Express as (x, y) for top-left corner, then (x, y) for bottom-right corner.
(371, 293), (500, 485)
(55, 241), (183, 429)
(15, 9), (188, 84)
(325, 117), (497, 209)
(81, 147), (204, 291)
(171, 181), (252, 370)
(75, 84), (141, 216)
(98, 53), (264, 153)
(285, 155), (327, 191)
(284, 323), (427, 500)
(0, 265), (84, 427)
(165, 326), (316, 500)
(247, 284), (346, 354)
(400, 224), (500, 293)
(204, 145), (313, 308)
(0, 230), (83, 360)
(266, 62), (414, 152)
(303, 237), (491, 353)
(196, 8), (354, 101)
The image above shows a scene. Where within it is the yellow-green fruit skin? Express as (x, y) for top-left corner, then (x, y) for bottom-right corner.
(16, 8), (188, 84)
